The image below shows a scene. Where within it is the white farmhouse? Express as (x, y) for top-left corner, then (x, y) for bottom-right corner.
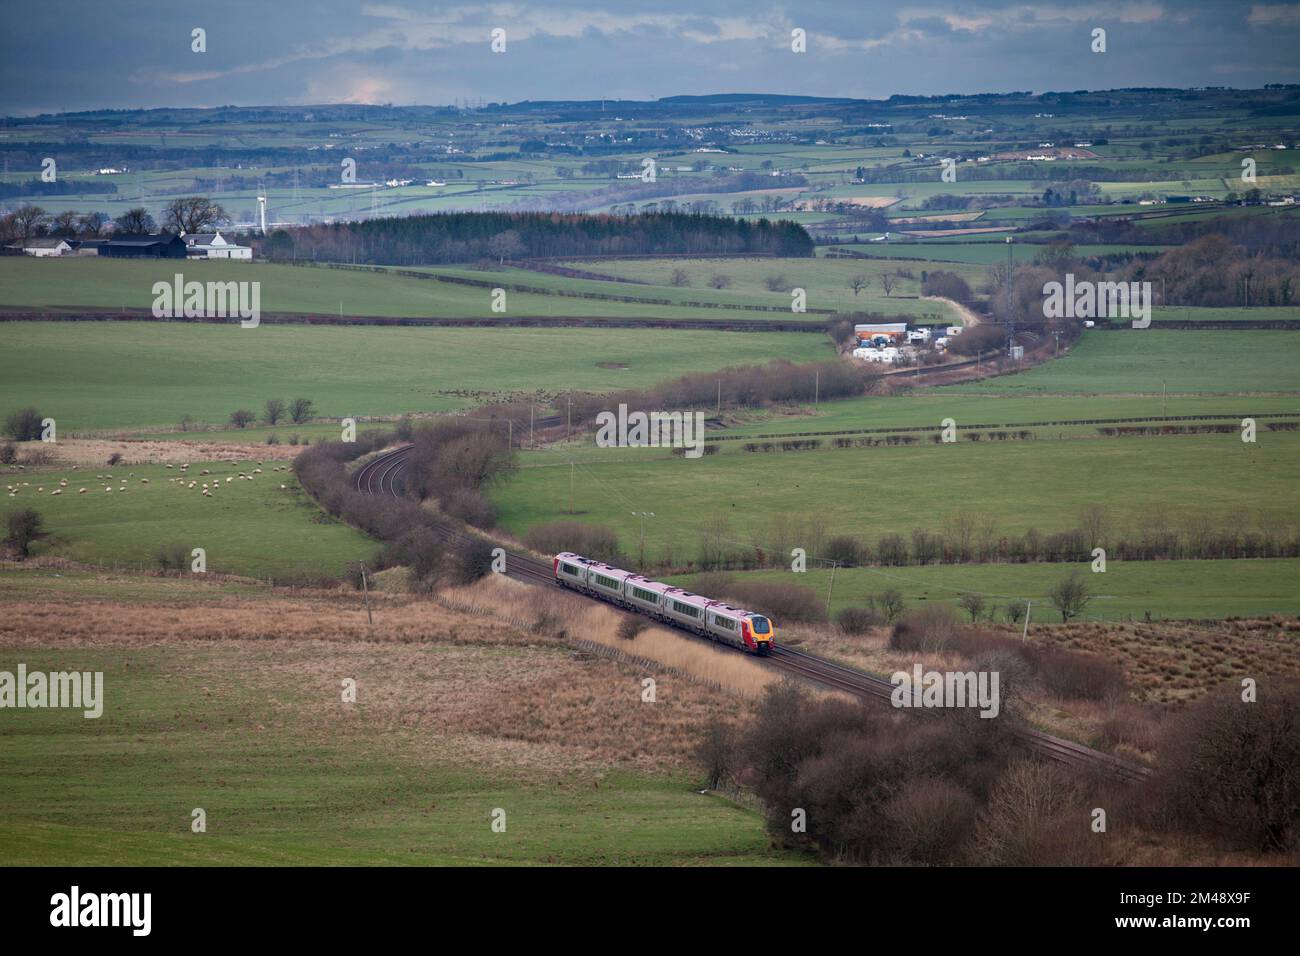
(182, 230), (253, 260)
(8, 238), (72, 257)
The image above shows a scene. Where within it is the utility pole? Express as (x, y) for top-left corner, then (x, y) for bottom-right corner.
(1005, 235), (1015, 355)
(566, 394), (572, 439)
(530, 405), (534, 447)
(1021, 600), (1031, 642)
(632, 511), (655, 570)
(1162, 379), (1167, 419)
(814, 369), (819, 405)
(569, 461), (575, 515)
(716, 379), (721, 416)
(359, 562), (373, 627)
(825, 561), (839, 617)
(507, 418), (513, 449)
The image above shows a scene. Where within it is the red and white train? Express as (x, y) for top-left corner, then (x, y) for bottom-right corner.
(553, 552), (776, 654)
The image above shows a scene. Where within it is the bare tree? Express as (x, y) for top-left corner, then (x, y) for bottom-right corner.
(879, 273), (896, 297)
(1048, 572), (1091, 622)
(229, 409), (256, 429)
(957, 592), (987, 623)
(51, 210), (80, 237)
(849, 273), (867, 296)
(289, 398), (315, 424)
(264, 398), (286, 425)
(114, 207), (155, 235)
(163, 196), (228, 235)
(12, 205), (47, 240)
(78, 211), (109, 236)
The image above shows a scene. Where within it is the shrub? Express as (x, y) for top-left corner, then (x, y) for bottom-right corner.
(957, 592), (987, 623)
(154, 542), (190, 571)
(3, 407), (43, 441)
(107, 452), (123, 466)
(448, 538), (498, 584)
(876, 587), (906, 623)
(688, 570), (736, 598)
(617, 617), (647, 641)
(266, 433), (280, 445)
(835, 605), (882, 634)
(264, 398), (286, 425)
(230, 409), (256, 429)
(890, 604), (955, 651)
(824, 535), (867, 567)
(440, 487), (496, 528)
(5, 508), (44, 558)
(289, 398), (315, 424)
(0, 443), (16, 465)
(523, 521), (622, 564)
(1035, 648), (1127, 702)
(1151, 681), (1300, 852)
(1049, 571), (1092, 622)
(724, 580), (825, 622)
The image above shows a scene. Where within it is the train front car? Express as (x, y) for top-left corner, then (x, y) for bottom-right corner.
(741, 612), (776, 655)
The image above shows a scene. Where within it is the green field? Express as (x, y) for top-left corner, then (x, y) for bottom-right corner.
(0, 321), (833, 431)
(669, 559), (1300, 623)
(0, 640), (799, 866)
(491, 431), (1300, 573)
(554, 256), (975, 319)
(968, 330), (1300, 395)
(0, 462), (373, 579)
(0, 257), (794, 322)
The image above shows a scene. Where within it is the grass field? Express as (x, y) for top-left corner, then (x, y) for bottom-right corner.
(967, 330), (1300, 395)
(0, 257), (790, 322)
(0, 461), (373, 579)
(668, 559), (1300, 623)
(0, 600), (803, 865)
(554, 256), (977, 319)
(0, 321), (833, 431)
(491, 431), (1300, 575)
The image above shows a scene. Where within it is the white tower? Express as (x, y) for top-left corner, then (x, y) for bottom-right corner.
(257, 195), (267, 235)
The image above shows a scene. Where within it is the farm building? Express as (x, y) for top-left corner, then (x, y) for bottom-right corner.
(183, 230), (253, 260)
(99, 234), (187, 259)
(854, 322), (907, 344)
(7, 237), (72, 257)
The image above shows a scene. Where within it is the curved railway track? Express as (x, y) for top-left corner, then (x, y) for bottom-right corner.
(353, 443), (1151, 784)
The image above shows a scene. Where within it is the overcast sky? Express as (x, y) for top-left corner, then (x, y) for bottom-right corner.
(3, 1), (1299, 115)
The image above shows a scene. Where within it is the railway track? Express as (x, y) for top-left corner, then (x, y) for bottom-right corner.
(352, 443), (1151, 784)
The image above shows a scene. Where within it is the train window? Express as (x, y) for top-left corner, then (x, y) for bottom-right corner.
(593, 574), (619, 589)
(672, 601), (700, 618)
(712, 616), (735, 630)
(561, 563), (580, 577)
(631, 587), (658, 603)
(750, 616), (771, 634)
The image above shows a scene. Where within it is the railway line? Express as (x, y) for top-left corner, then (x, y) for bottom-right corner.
(352, 443), (1151, 784)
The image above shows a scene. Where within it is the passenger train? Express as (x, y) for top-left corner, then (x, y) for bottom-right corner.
(553, 552), (775, 654)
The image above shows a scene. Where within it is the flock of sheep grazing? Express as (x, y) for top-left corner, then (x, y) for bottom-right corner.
(6, 460), (293, 499)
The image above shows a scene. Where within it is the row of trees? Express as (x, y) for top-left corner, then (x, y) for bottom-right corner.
(0, 197), (227, 242)
(228, 398), (315, 429)
(258, 211), (814, 265)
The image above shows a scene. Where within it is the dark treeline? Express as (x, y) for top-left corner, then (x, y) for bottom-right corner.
(404, 417), (516, 528)
(293, 432), (496, 589)
(565, 357), (879, 427)
(260, 211), (814, 265)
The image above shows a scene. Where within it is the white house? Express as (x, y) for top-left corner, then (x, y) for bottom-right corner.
(182, 230), (253, 260)
(9, 238), (72, 257)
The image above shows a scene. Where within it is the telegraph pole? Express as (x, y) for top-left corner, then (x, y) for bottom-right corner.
(825, 561), (839, 617)
(569, 462), (575, 515)
(632, 511), (655, 569)
(1005, 236), (1015, 356)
